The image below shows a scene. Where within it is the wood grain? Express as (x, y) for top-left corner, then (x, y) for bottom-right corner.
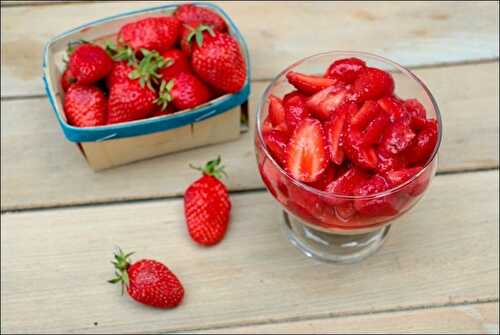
(1, 170), (498, 334)
(1, 62), (498, 211)
(191, 303), (499, 334)
(1, 1), (498, 97)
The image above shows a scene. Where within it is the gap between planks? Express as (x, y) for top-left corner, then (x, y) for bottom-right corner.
(1, 167), (498, 215)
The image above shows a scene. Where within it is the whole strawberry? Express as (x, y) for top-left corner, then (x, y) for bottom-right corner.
(184, 156), (231, 246)
(109, 248), (184, 309)
(68, 43), (113, 85)
(63, 84), (107, 127)
(189, 26), (246, 93)
(159, 49), (191, 81)
(106, 61), (135, 89)
(156, 73), (211, 111)
(174, 4), (227, 32)
(118, 16), (181, 53)
(61, 68), (76, 92)
(107, 80), (157, 124)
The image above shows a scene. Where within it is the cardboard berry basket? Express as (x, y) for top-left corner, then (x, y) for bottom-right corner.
(42, 2), (251, 171)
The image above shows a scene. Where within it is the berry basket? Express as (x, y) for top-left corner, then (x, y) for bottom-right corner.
(43, 2), (251, 171)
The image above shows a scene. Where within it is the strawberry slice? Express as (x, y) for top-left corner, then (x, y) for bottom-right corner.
(263, 130), (289, 166)
(343, 124), (378, 170)
(268, 95), (286, 127)
(353, 175), (399, 217)
(262, 116), (274, 134)
(284, 95), (310, 132)
(325, 57), (366, 83)
(286, 71), (338, 95)
(384, 167), (423, 186)
(377, 150), (407, 173)
(285, 118), (328, 182)
(324, 108), (348, 165)
(306, 85), (350, 121)
(353, 67), (394, 103)
(378, 95), (406, 123)
(403, 99), (427, 131)
(361, 112), (390, 145)
(351, 100), (382, 129)
(326, 167), (369, 195)
(379, 122), (416, 155)
(308, 165), (336, 191)
(283, 90), (307, 106)
(404, 119), (438, 165)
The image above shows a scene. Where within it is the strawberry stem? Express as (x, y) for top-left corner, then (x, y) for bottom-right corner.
(105, 42), (137, 65)
(190, 156), (228, 179)
(129, 49), (168, 91)
(108, 247), (134, 295)
(154, 79), (174, 110)
(186, 24), (215, 48)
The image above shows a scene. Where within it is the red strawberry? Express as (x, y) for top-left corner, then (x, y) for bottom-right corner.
(285, 118), (328, 183)
(377, 151), (407, 173)
(343, 119), (378, 170)
(268, 95), (287, 127)
(283, 90), (308, 106)
(109, 248), (184, 309)
(284, 94), (310, 132)
(361, 112), (390, 145)
(61, 68), (76, 92)
(151, 104), (176, 117)
(379, 121), (416, 155)
(174, 4), (227, 32)
(179, 24), (197, 56)
(324, 106), (349, 165)
(384, 167), (422, 186)
(68, 43), (113, 85)
(107, 80), (157, 124)
(190, 26), (246, 93)
(403, 99), (427, 130)
(351, 100), (381, 129)
(184, 156), (231, 246)
(63, 84), (107, 127)
(106, 61), (134, 88)
(353, 175), (399, 217)
(156, 73), (212, 111)
(404, 119), (438, 165)
(325, 57), (366, 83)
(159, 49), (191, 81)
(378, 95), (407, 123)
(326, 167), (369, 195)
(118, 16), (181, 53)
(264, 130), (289, 166)
(353, 67), (394, 103)
(306, 85), (350, 121)
(308, 165), (336, 191)
(286, 71), (338, 95)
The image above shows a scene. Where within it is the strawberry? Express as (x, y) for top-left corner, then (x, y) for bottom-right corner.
(308, 165), (336, 191)
(284, 94), (310, 132)
(263, 130), (289, 166)
(403, 98), (427, 130)
(106, 61), (135, 88)
(325, 57), (366, 83)
(107, 80), (157, 124)
(184, 156), (231, 246)
(174, 4), (227, 32)
(118, 16), (181, 53)
(306, 85), (350, 121)
(361, 112), (390, 145)
(63, 85), (107, 127)
(283, 90), (308, 106)
(68, 43), (113, 85)
(353, 175), (399, 217)
(326, 167), (369, 195)
(109, 248), (184, 309)
(343, 119), (379, 170)
(61, 68), (76, 92)
(351, 100), (381, 129)
(156, 72), (212, 111)
(324, 106), (349, 165)
(268, 95), (287, 127)
(379, 121), (416, 155)
(353, 67), (394, 103)
(377, 95), (406, 123)
(285, 118), (328, 182)
(286, 71), (338, 95)
(151, 104), (176, 117)
(189, 26), (246, 93)
(384, 167), (422, 186)
(377, 151), (407, 173)
(404, 119), (438, 165)
(159, 49), (191, 81)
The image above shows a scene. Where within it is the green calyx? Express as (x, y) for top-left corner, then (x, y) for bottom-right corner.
(64, 39), (88, 63)
(108, 247), (134, 295)
(105, 41), (137, 65)
(154, 79), (175, 111)
(129, 49), (171, 91)
(186, 24), (216, 48)
(190, 156), (228, 179)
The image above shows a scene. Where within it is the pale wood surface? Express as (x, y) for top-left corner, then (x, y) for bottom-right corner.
(1, 62), (498, 210)
(193, 303), (499, 334)
(1, 1), (499, 97)
(1, 170), (499, 333)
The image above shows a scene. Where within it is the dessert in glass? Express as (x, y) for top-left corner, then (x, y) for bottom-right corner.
(255, 51), (442, 263)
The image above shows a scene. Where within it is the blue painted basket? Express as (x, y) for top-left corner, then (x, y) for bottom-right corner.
(42, 2), (251, 143)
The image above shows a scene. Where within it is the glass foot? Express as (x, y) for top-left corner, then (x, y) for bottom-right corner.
(282, 211), (390, 264)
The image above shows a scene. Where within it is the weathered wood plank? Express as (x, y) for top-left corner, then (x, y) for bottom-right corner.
(1, 170), (498, 334)
(192, 303), (499, 334)
(1, 62), (498, 211)
(1, 1), (498, 97)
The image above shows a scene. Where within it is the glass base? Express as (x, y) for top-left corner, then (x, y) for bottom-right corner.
(282, 211), (390, 264)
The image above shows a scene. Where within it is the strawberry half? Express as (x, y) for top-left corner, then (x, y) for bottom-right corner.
(326, 167), (369, 195)
(306, 85), (350, 121)
(404, 119), (438, 165)
(286, 71), (338, 95)
(361, 112), (390, 145)
(263, 130), (289, 166)
(268, 95), (287, 127)
(351, 100), (381, 129)
(325, 57), (366, 83)
(286, 118), (328, 183)
(353, 175), (399, 217)
(379, 121), (416, 156)
(308, 165), (336, 191)
(284, 94), (310, 132)
(324, 105), (351, 165)
(353, 67), (394, 103)
(384, 167), (423, 187)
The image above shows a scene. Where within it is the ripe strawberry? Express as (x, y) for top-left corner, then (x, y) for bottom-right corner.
(268, 95), (287, 127)
(107, 80), (157, 124)
(63, 84), (107, 127)
(353, 175), (399, 217)
(324, 106), (350, 165)
(61, 68), (76, 92)
(118, 16), (181, 53)
(156, 73), (212, 111)
(285, 118), (328, 183)
(384, 167), (422, 186)
(404, 119), (438, 165)
(189, 26), (246, 93)
(308, 165), (336, 191)
(343, 118), (379, 170)
(361, 112), (390, 145)
(263, 130), (288, 166)
(306, 85), (350, 121)
(184, 156), (231, 246)
(106, 61), (134, 88)
(284, 94), (310, 132)
(68, 43), (113, 85)
(325, 57), (366, 83)
(351, 100), (381, 129)
(377, 151), (407, 173)
(326, 167), (369, 195)
(378, 95), (406, 123)
(286, 71), (338, 95)
(379, 121), (416, 155)
(403, 98), (428, 130)
(109, 248), (184, 309)
(174, 4), (227, 32)
(353, 67), (394, 103)
(159, 49), (191, 81)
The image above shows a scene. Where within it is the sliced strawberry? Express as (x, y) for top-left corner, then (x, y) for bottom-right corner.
(306, 85), (350, 121)
(286, 71), (338, 94)
(377, 150), (407, 173)
(326, 167), (369, 195)
(268, 95), (286, 127)
(404, 119), (438, 165)
(285, 118), (328, 182)
(324, 109), (348, 165)
(353, 175), (399, 217)
(353, 67), (394, 103)
(379, 122), (416, 155)
(325, 57), (366, 83)
(403, 99), (427, 131)
(263, 130), (289, 166)
(284, 95), (310, 132)
(262, 116), (273, 134)
(361, 112), (389, 145)
(378, 95), (407, 123)
(283, 90), (307, 105)
(351, 100), (382, 129)
(343, 129), (378, 170)
(384, 167), (423, 186)
(308, 165), (336, 191)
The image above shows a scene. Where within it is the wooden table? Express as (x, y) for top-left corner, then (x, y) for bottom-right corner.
(1, 1), (499, 333)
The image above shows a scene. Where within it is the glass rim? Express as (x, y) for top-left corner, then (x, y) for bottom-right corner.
(256, 50), (443, 200)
